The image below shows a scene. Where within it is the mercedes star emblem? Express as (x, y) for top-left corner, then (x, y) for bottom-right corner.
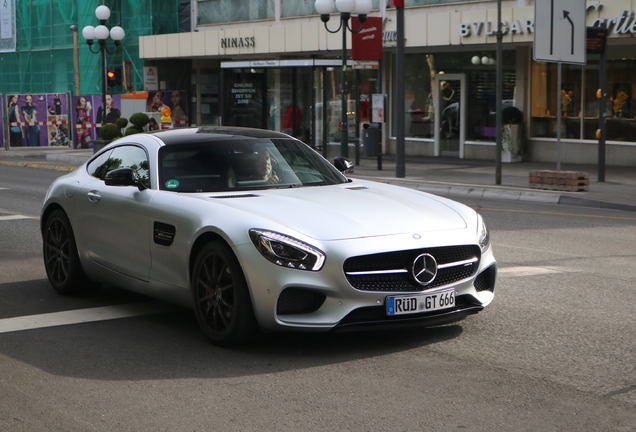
(412, 253), (438, 285)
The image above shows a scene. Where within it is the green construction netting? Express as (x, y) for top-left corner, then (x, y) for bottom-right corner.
(0, 0), (178, 95)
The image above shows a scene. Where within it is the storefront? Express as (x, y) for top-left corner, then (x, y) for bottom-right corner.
(219, 60), (378, 155)
(139, 1), (636, 166)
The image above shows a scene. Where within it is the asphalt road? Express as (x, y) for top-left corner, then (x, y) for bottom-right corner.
(1, 165), (635, 431)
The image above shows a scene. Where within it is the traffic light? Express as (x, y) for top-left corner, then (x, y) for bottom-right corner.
(107, 69), (116, 87)
(106, 66), (123, 88)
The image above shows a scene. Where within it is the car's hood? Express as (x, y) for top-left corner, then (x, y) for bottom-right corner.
(206, 180), (469, 241)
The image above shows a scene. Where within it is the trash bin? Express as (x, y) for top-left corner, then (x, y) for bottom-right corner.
(362, 123), (380, 157)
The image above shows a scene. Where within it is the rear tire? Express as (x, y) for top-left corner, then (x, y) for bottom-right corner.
(192, 241), (257, 346)
(42, 209), (97, 295)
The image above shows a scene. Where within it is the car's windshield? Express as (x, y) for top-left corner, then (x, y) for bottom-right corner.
(158, 138), (348, 192)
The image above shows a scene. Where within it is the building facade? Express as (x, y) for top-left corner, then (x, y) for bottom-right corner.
(4, 0), (636, 166)
(153, 0), (636, 165)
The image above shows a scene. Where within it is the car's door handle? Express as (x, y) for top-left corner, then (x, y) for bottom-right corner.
(87, 191), (101, 202)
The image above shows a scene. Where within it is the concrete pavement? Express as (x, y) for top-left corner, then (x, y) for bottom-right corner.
(2, 146), (635, 212)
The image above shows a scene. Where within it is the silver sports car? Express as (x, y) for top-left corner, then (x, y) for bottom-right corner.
(42, 127), (496, 345)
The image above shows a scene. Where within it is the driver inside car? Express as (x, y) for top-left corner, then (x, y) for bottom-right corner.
(240, 149), (280, 184)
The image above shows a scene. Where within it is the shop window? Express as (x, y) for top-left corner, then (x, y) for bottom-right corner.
(198, 0), (274, 24)
(531, 49), (636, 142)
(530, 62), (583, 140)
(392, 51), (515, 141)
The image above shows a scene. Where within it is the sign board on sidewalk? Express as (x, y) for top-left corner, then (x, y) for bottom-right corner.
(534, 0), (586, 64)
(586, 27), (607, 54)
(372, 94), (386, 123)
(143, 66), (158, 91)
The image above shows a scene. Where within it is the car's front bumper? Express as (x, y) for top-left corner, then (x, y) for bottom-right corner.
(234, 228), (497, 332)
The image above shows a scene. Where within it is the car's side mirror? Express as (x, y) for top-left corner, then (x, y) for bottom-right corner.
(333, 157), (354, 174)
(105, 168), (146, 191)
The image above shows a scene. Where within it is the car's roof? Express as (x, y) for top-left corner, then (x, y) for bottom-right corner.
(149, 127), (293, 145)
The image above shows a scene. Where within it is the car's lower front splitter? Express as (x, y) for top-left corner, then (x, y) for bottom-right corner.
(331, 296), (484, 332)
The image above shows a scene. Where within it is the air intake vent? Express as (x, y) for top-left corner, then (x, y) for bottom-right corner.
(277, 288), (326, 315)
(209, 194), (260, 199)
(346, 186), (369, 190)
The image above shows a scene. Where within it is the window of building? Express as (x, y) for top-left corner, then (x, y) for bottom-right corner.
(392, 51), (516, 141)
(281, 0), (381, 17)
(198, 0), (274, 24)
(531, 44), (636, 142)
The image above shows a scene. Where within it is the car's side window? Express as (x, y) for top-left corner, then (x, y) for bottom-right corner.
(88, 145), (150, 189)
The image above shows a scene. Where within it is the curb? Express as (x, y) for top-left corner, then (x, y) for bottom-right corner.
(352, 175), (636, 213)
(0, 160), (76, 172)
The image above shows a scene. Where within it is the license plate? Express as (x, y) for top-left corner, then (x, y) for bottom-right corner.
(386, 289), (455, 316)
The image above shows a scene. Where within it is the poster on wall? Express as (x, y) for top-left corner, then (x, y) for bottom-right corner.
(0, 0), (16, 53)
(146, 90), (189, 128)
(6, 93), (70, 147)
(71, 94), (121, 148)
(225, 74), (264, 129)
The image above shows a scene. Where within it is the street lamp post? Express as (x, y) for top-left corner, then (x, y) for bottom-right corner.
(82, 5), (125, 126)
(315, 0), (372, 158)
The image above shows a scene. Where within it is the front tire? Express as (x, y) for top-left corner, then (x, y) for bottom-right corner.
(42, 209), (96, 295)
(192, 241), (257, 346)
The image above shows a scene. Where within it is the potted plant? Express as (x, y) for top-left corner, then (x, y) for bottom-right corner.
(116, 117), (129, 135)
(125, 112), (150, 135)
(92, 123), (122, 154)
(501, 106), (526, 163)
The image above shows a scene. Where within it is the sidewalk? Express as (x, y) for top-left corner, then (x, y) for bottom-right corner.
(351, 154), (636, 213)
(2, 146), (635, 212)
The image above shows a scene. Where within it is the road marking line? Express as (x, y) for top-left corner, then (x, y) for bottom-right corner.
(498, 266), (564, 277)
(0, 301), (183, 334)
(0, 214), (37, 221)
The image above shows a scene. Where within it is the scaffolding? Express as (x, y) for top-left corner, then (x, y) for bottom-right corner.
(0, 0), (178, 96)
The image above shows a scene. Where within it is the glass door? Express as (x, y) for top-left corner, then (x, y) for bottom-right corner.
(267, 68), (312, 143)
(434, 74), (466, 157)
(314, 67), (377, 159)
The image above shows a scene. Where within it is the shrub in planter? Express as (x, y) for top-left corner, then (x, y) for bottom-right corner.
(98, 123), (122, 141)
(116, 117), (129, 129)
(125, 125), (142, 136)
(129, 112), (150, 134)
(502, 106), (523, 124)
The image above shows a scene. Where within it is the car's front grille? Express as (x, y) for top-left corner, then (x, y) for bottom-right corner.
(343, 245), (480, 292)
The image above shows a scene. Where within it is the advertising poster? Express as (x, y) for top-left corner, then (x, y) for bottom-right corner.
(225, 73), (265, 129)
(146, 90), (189, 127)
(71, 94), (121, 149)
(6, 93), (69, 147)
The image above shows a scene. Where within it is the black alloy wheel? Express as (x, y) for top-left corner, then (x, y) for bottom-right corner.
(42, 209), (95, 295)
(192, 241), (257, 346)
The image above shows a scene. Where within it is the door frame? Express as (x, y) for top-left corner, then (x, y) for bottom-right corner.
(434, 73), (467, 158)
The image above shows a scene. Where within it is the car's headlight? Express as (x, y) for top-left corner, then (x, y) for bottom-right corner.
(477, 214), (490, 253)
(249, 229), (325, 271)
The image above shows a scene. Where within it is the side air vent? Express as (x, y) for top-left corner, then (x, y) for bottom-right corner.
(277, 288), (326, 315)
